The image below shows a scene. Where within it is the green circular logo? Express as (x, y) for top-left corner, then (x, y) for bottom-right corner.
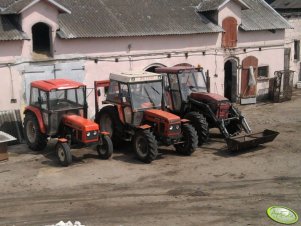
(267, 206), (299, 224)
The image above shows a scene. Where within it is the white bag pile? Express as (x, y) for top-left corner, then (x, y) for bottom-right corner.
(48, 221), (85, 226)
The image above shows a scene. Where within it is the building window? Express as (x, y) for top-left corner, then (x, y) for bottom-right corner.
(32, 22), (52, 56)
(222, 17), (237, 48)
(258, 65), (269, 78)
(294, 40), (300, 61)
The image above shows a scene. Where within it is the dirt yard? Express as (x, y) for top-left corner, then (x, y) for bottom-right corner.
(0, 90), (300, 226)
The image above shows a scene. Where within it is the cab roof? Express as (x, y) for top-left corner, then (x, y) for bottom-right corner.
(110, 71), (162, 83)
(31, 79), (85, 92)
(155, 66), (198, 74)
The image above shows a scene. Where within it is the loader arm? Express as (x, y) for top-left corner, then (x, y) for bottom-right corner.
(188, 97), (252, 138)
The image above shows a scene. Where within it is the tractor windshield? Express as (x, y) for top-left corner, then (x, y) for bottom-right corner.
(49, 87), (85, 111)
(178, 70), (207, 100)
(129, 81), (163, 110)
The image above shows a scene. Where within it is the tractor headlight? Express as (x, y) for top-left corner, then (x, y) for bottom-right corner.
(93, 130), (98, 136)
(169, 125), (174, 130)
(87, 132), (91, 137)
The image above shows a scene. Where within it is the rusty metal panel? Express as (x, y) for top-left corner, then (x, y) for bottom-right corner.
(23, 62), (85, 104)
(0, 110), (24, 145)
(270, 70), (294, 102)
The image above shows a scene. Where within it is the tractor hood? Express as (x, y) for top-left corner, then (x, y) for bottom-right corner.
(190, 92), (229, 103)
(62, 114), (99, 131)
(144, 109), (180, 123)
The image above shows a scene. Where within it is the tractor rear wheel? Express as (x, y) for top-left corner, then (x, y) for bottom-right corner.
(185, 112), (209, 146)
(133, 130), (158, 163)
(24, 113), (47, 151)
(97, 135), (113, 159)
(174, 124), (198, 155)
(98, 106), (123, 144)
(55, 142), (72, 167)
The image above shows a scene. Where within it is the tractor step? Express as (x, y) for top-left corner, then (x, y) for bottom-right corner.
(226, 129), (279, 151)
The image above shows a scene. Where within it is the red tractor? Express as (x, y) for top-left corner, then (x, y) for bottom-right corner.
(94, 71), (198, 163)
(155, 66), (279, 151)
(23, 79), (113, 166)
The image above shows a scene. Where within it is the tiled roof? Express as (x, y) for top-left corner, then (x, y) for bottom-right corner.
(240, 0), (292, 31)
(271, 0), (301, 9)
(1, 0), (35, 14)
(197, 0), (249, 12)
(0, 15), (28, 41)
(0, 0), (292, 41)
(56, 0), (223, 39)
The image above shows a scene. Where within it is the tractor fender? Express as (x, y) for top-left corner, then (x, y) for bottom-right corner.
(100, 131), (110, 136)
(58, 138), (68, 143)
(24, 106), (46, 134)
(181, 119), (190, 124)
(96, 104), (125, 125)
(137, 124), (151, 130)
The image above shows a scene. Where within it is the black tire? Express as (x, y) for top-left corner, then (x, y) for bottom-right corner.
(174, 124), (198, 155)
(97, 106), (123, 144)
(23, 113), (47, 151)
(97, 135), (113, 159)
(133, 130), (158, 163)
(55, 142), (72, 167)
(184, 112), (209, 145)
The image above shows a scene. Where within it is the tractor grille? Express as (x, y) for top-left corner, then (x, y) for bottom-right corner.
(86, 130), (98, 140)
(169, 123), (181, 133)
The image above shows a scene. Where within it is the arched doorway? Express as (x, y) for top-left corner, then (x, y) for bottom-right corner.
(224, 59), (238, 102)
(144, 63), (166, 72)
(32, 22), (52, 56)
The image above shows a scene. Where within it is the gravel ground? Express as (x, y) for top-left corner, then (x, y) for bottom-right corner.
(0, 90), (300, 226)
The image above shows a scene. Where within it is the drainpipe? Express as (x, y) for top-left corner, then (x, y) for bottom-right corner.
(9, 64), (17, 103)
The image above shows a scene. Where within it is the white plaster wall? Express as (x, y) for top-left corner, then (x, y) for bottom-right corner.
(285, 17), (301, 84)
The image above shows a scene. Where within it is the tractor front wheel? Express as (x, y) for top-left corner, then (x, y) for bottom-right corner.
(133, 130), (158, 163)
(174, 124), (198, 156)
(97, 135), (113, 159)
(185, 112), (209, 146)
(56, 142), (72, 167)
(24, 113), (47, 151)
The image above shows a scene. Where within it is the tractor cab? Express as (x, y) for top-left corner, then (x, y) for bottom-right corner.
(155, 67), (208, 114)
(104, 71), (164, 126)
(28, 79), (87, 135)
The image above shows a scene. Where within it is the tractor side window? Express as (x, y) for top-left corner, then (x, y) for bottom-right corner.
(169, 74), (182, 111)
(66, 89), (76, 103)
(195, 72), (207, 91)
(163, 74), (172, 109)
(107, 80), (120, 103)
(30, 88), (40, 107)
(76, 88), (84, 106)
(120, 83), (130, 104)
(40, 91), (48, 110)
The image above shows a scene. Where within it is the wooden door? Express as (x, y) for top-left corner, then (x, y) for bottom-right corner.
(222, 17), (237, 48)
(241, 56), (258, 97)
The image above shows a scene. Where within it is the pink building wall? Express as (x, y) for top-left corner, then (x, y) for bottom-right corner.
(0, 0), (289, 117)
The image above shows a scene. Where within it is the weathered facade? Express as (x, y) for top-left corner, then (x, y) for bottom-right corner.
(270, 0), (301, 87)
(0, 0), (292, 121)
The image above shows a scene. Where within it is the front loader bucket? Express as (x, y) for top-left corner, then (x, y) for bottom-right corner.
(226, 129), (279, 151)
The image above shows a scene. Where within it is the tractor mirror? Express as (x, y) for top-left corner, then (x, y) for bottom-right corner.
(97, 89), (101, 96)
